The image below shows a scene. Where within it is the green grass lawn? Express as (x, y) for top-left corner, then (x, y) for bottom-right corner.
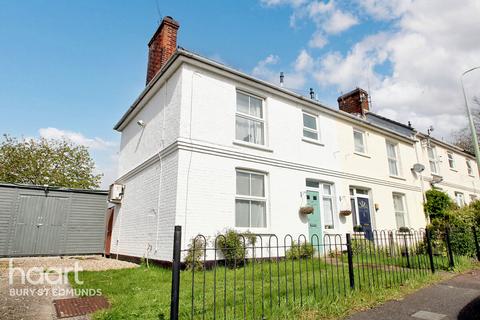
(69, 255), (477, 320)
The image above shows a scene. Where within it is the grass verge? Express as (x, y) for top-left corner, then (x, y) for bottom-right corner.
(69, 257), (478, 320)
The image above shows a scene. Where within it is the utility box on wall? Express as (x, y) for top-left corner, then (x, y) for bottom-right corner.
(0, 183), (108, 257)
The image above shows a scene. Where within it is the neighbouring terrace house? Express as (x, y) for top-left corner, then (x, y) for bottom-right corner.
(108, 17), (480, 263)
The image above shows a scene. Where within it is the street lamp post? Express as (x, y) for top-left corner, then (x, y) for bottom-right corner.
(461, 66), (480, 175)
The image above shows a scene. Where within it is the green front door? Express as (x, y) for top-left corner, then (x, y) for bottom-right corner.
(307, 190), (322, 244)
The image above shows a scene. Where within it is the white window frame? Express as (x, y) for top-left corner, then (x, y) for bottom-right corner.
(466, 159), (473, 176)
(386, 140), (401, 177)
(427, 146), (439, 175)
(306, 180), (336, 229)
(235, 169), (268, 229)
(353, 129), (367, 154)
(447, 152), (455, 170)
(455, 192), (465, 207)
(235, 90), (266, 146)
(392, 193), (408, 229)
(302, 111), (321, 142)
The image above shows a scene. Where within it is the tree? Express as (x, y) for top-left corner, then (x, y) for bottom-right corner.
(451, 96), (480, 154)
(0, 134), (102, 189)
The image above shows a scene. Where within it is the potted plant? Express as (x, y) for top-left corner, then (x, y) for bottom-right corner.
(398, 226), (411, 233)
(299, 206), (314, 215)
(353, 225), (363, 232)
(340, 210), (352, 216)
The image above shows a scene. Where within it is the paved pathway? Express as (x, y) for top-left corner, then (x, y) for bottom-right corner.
(347, 270), (480, 320)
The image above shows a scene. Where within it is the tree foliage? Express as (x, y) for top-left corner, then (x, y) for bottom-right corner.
(451, 96), (480, 154)
(0, 134), (102, 189)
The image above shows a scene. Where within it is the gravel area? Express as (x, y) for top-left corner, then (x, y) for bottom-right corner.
(0, 255), (138, 272)
(0, 256), (138, 320)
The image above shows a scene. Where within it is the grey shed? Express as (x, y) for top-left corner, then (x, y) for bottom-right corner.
(0, 183), (108, 257)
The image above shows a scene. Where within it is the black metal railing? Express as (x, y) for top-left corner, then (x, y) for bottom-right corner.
(169, 226), (480, 320)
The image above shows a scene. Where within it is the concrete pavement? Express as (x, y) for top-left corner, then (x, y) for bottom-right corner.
(347, 270), (480, 320)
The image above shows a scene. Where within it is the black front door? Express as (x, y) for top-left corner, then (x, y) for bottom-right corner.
(357, 197), (373, 240)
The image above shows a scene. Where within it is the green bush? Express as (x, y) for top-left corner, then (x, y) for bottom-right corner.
(285, 241), (314, 259)
(184, 237), (206, 271)
(425, 189), (454, 220)
(448, 206), (477, 256)
(216, 229), (256, 268)
(425, 193), (480, 257)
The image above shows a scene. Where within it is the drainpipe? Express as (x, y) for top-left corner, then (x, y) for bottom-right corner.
(413, 132), (429, 225)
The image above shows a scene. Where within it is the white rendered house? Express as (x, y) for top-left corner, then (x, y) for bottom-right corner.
(109, 17), (480, 263)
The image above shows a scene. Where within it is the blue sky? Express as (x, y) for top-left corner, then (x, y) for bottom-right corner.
(1, 1), (479, 187)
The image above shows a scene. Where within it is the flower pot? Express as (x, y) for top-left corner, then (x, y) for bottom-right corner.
(340, 210), (352, 216)
(299, 206), (314, 215)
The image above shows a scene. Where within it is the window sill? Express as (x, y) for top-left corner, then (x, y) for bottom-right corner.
(233, 140), (273, 153)
(389, 175), (406, 181)
(301, 137), (325, 146)
(234, 227), (269, 234)
(354, 152), (371, 159)
(449, 168), (458, 172)
(469, 174), (475, 178)
(431, 173), (442, 178)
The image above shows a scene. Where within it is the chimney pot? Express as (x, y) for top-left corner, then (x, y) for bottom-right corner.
(146, 16), (180, 85)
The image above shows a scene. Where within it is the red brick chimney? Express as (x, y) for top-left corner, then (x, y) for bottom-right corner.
(337, 88), (369, 116)
(146, 16), (180, 85)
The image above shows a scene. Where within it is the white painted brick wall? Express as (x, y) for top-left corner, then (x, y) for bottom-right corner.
(111, 151), (178, 261)
(118, 68), (182, 177)
(112, 60), (480, 262)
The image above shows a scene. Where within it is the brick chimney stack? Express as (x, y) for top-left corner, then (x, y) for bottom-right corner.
(337, 88), (369, 116)
(146, 16), (180, 85)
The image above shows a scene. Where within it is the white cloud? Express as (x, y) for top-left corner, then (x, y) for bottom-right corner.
(294, 49), (314, 72)
(260, 0), (307, 7)
(310, 0), (480, 138)
(308, 32), (328, 48)
(252, 52), (307, 90)
(266, 0), (358, 37)
(39, 127), (117, 150)
(323, 9), (358, 34)
(355, 0), (412, 20)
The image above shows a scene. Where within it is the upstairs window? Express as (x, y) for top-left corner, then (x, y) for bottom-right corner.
(353, 129), (366, 154)
(427, 146), (439, 174)
(302, 112), (320, 140)
(235, 170), (267, 228)
(392, 193), (407, 228)
(235, 91), (265, 145)
(386, 141), (400, 176)
(447, 152), (455, 169)
(467, 160), (473, 175)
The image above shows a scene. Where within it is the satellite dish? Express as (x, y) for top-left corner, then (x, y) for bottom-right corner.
(412, 163), (425, 173)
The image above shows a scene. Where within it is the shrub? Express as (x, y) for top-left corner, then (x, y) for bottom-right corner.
(184, 237), (206, 271)
(425, 196), (480, 257)
(350, 239), (368, 255)
(353, 225), (363, 232)
(448, 206), (477, 256)
(425, 189), (454, 220)
(285, 241), (314, 259)
(216, 229), (256, 268)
